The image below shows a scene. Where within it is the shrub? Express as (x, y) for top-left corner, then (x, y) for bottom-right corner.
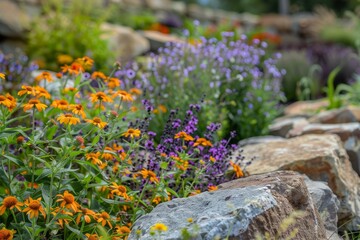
(0, 57), (246, 239)
(117, 33), (284, 142)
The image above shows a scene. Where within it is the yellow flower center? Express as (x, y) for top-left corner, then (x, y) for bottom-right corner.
(3, 196), (17, 208)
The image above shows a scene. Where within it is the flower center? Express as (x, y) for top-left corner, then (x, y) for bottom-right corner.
(0, 229), (12, 239)
(0, 96), (6, 101)
(101, 212), (110, 219)
(29, 201), (41, 210)
(29, 99), (39, 104)
(3, 196), (17, 208)
(64, 113), (73, 118)
(93, 118), (101, 123)
(64, 194), (74, 204)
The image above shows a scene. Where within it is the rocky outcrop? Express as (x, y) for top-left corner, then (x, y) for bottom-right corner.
(241, 134), (360, 230)
(284, 99), (328, 116)
(140, 30), (184, 52)
(129, 171), (327, 240)
(0, 0), (30, 38)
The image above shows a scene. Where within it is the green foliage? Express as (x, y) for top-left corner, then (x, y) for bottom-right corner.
(26, 0), (114, 71)
(324, 67), (342, 109)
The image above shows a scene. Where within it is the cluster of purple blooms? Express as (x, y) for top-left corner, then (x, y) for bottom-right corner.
(115, 33), (284, 140)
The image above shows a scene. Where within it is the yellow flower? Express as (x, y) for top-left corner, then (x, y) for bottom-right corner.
(96, 211), (113, 228)
(193, 138), (212, 147)
(56, 190), (80, 212)
(34, 86), (51, 99)
(57, 113), (80, 125)
(51, 99), (69, 110)
(91, 71), (107, 80)
(86, 152), (103, 165)
(23, 99), (47, 112)
(0, 227), (15, 240)
(115, 225), (131, 235)
(112, 90), (133, 102)
(18, 85), (36, 96)
(0, 73), (5, 80)
(0, 95), (12, 108)
(86, 117), (107, 129)
(85, 233), (100, 240)
(230, 161), (244, 178)
(151, 223), (168, 232)
(140, 169), (159, 183)
(110, 182), (129, 199)
(51, 207), (73, 228)
(34, 71), (53, 83)
(68, 104), (86, 118)
(106, 77), (121, 89)
(129, 88), (142, 95)
(76, 56), (94, 69)
(57, 54), (73, 65)
(90, 91), (113, 103)
(122, 128), (141, 138)
(22, 197), (46, 219)
(102, 147), (115, 160)
(5, 94), (16, 111)
(76, 207), (96, 225)
(0, 196), (24, 215)
(174, 131), (194, 141)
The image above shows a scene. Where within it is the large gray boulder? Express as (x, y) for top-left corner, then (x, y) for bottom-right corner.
(0, 0), (30, 38)
(129, 171), (327, 240)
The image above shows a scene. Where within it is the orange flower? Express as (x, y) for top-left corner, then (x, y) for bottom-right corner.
(63, 87), (79, 95)
(129, 88), (142, 95)
(106, 77), (121, 89)
(110, 182), (129, 199)
(56, 191), (80, 212)
(90, 91), (113, 103)
(51, 99), (69, 110)
(5, 94), (16, 111)
(57, 113), (80, 125)
(61, 62), (84, 75)
(91, 71), (107, 80)
(112, 90), (133, 102)
(102, 147), (115, 160)
(115, 225), (131, 235)
(85, 152), (102, 165)
(230, 161), (244, 178)
(76, 207), (96, 224)
(140, 169), (159, 183)
(57, 54), (73, 65)
(208, 185), (218, 192)
(34, 71), (53, 83)
(174, 131), (194, 141)
(68, 104), (86, 118)
(86, 117), (107, 129)
(96, 211), (113, 228)
(0, 227), (15, 240)
(22, 197), (46, 219)
(0, 73), (5, 80)
(85, 233), (100, 240)
(0, 95), (12, 108)
(122, 128), (141, 138)
(34, 86), (51, 99)
(51, 207), (73, 228)
(193, 138), (212, 147)
(0, 196), (24, 215)
(23, 99), (47, 112)
(18, 85), (36, 96)
(76, 56), (94, 68)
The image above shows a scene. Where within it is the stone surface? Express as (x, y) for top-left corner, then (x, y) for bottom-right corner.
(100, 23), (150, 60)
(238, 135), (284, 147)
(140, 30), (185, 51)
(308, 107), (357, 124)
(129, 171), (327, 240)
(284, 99), (328, 116)
(241, 134), (360, 230)
(269, 116), (309, 137)
(0, 0), (30, 38)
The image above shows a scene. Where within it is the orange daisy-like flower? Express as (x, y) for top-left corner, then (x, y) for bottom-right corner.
(34, 71), (53, 83)
(76, 207), (96, 225)
(90, 91), (113, 103)
(193, 138), (212, 147)
(0, 227), (15, 240)
(174, 131), (194, 141)
(113, 90), (133, 102)
(115, 225), (131, 236)
(22, 197), (46, 219)
(230, 161), (244, 178)
(106, 77), (121, 89)
(85, 233), (100, 240)
(56, 191), (80, 212)
(68, 104), (86, 118)
(0, 196), (24, 215)
(129, 88), (142, 95)
(5, 94), (16, 111)
(140, 169), (159, 183)
(18, 85), (36, 96)
(76, 56), (94, 69)
(102, 147), (115, 160)
(34, 86), (51, 99)
(85, 152), (103, 165)
(86, 117), (107, 129)
(91, 71), (107, 80)
(0, 95), (12, 109)
(51, 207), (73, 228)
(63, 87), (79, 95)
(122, 128), (141, 138)
(51, 99), (69, 110)
(96, 211), (113, 228)
(23, 99), (47, 112)
(61, 62), (84, 75)
(208, 185), (218, 192)
(0, 73), (5, 80)
(110, 182), (129, 199)
(57, 113), (80, 125)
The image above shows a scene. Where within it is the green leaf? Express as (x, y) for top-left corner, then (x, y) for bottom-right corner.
(160, 162), (168, 170)
(46, 125), (58, 140)
(65, 224), (86, 238)
(91, 135), (100, 146)
(74, 73), (82, 87)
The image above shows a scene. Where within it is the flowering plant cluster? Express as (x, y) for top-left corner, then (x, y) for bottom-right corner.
(0, 57), (246, 239)
(117, 33), (284, 141)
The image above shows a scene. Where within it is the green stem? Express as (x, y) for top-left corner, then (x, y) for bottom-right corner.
(11, 210), (23, 240)
(31, 108), (36, 189)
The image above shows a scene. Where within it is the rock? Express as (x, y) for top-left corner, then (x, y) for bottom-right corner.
(140, 30), (184, 52)
(145, 0), (172, 10)
(303, 176), (340, 235)
(284, 99), (328, 116)
(129, 171), (327, 240)
(346, 105), (360, 122)
(100, 23), (150, 60)
(238, 135), (284, 147)
(308, 107), (357, 124)
(269, 116), (308, 137)
(0, 0), (30, 38)
(288, 123), (360, 175)
(241, 134), (360, 230)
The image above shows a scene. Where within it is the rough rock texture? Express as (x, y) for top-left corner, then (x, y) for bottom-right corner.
(129, 171), (327, 240)
(288, 123), (360, 175)
(284, 99), (328, 116)
(308, 107), (357, 124)
(269, 116), (309, 137)
(100, 23), (150, 60)
(241, 134), (360, 230)
(238, 135), (284, 147)
(0, 0), (30, 38)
